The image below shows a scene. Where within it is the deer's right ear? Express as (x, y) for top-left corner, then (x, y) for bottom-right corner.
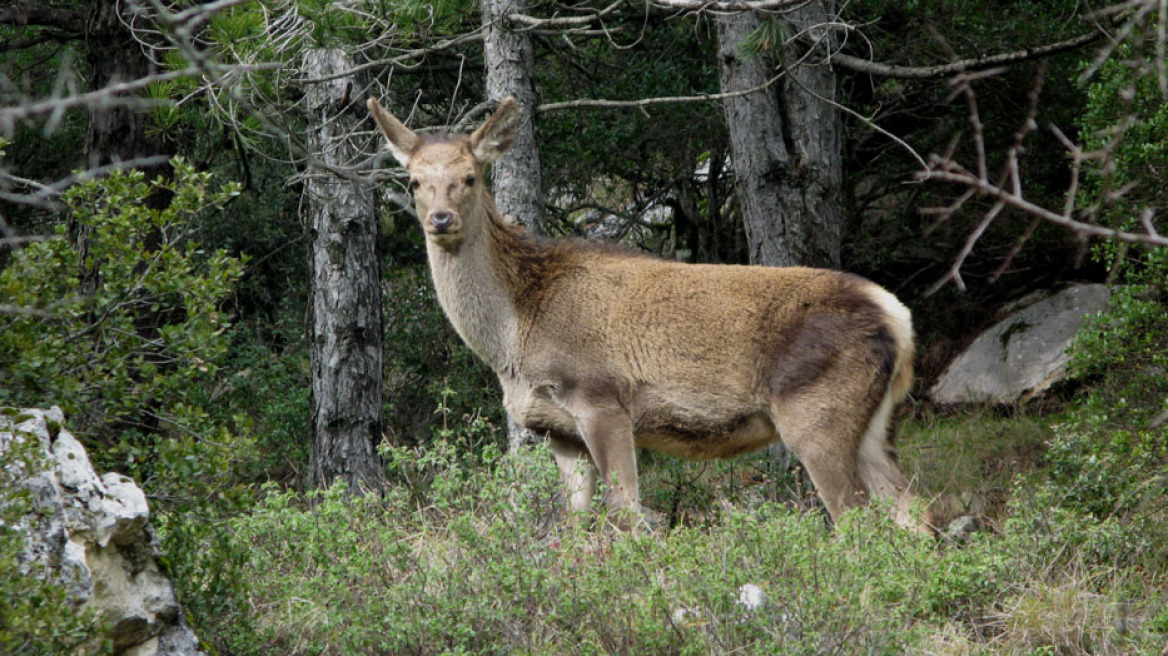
(367, 98), (418, 167)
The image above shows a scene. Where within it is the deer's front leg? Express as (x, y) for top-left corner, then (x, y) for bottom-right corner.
(548, 434), (596, 523)
(566, 400), (642, 530)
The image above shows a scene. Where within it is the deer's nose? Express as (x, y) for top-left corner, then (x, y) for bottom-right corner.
(429, 210), (454, 232)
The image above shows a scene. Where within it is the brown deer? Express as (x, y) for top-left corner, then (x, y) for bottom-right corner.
(368, 96), (927, 531)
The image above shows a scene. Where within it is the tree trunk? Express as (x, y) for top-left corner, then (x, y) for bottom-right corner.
(68, 1), (176, 437)
(481, 0), (548, 450)
(303, 49), (386, 493)
(717, 3), (844, 476)
(717, 2), (843, 268)
(480, 0), (547, 233)
(82, 1), (172, 177)
(77, 0), (175, 298)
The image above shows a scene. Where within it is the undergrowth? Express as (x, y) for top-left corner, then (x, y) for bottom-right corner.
(187, 424), (1166, 656)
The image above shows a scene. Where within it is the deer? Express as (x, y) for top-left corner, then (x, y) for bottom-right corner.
(368, 95), (929, 532)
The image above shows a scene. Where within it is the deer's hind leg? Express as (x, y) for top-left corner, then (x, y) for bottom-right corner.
(771, 389), (872, 522)
(771, 382), (929, 532)
(856, 390), (931, 533)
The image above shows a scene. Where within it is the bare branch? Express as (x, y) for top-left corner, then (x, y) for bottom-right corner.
(830, 30), (1105, 79)
(989, 216), (1042, 283)
(1081, 0), (1158, 82)
(297, 2), (1103, 88)
(1140, 207), (1160, 237)
(922, 167), (1168, 249)
(919, 2), (1167, 294)
(648, 0), (811, 11)
(785, 65), (928, 169)
(508, 0), (625, 29)
(925, 200), (1006, 295)
(0, 67), (198, 129)
(0, 156), (172, 208)
(301, 31), (486, 85)
(166, 0), (250, 28)
(537, 69), (786, 113)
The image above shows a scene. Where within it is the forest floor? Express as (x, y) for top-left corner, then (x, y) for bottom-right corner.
(191, 399), (1168, 656)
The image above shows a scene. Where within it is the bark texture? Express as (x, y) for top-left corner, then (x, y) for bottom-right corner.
(83, 2), (172, 175)
(480, 0), (547, 233)
(481, 0), (548, 449)
(717, 2), (843, 268)
(303, 49), (386, 493)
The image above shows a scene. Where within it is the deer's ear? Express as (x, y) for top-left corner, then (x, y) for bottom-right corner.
(368, 98), (418, 167)
(469, 97), (519, 164)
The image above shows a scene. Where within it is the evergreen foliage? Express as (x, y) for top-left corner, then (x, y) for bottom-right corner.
(0, 159), (249, 487)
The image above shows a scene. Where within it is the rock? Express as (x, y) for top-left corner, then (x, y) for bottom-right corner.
(0, 407), (206, 656)
(929, 284), (1111, 404)
(943, 515), (985, 546)
(736, 583), (767, 612)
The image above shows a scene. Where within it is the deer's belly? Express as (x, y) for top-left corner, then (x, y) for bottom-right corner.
(634, 411), (778, 460)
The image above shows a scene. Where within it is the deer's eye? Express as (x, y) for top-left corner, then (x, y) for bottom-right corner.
(409, 179), (420, 192)
(464, 176), (476, 187)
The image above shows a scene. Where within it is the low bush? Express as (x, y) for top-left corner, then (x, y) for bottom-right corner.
(204, 432), (1165, 656)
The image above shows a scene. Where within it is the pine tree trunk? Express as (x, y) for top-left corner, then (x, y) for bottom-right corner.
(717, 3), (844, 474)
(303, 49), (386, 493)
(481, 0), (548, 450)
(480, 0), (547, 233)
(717, 2), (843, 268)
(77, 0), (175, 297)
(71, 1), (175, 437)
(82, 1), (172, 177)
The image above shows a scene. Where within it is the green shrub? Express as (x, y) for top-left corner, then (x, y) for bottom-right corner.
(151, 385), (1166, 656)
(1036, 28), (1168, 542)
(216, 431), (1168, 656)
(0, 158), (251, 482)
(0, 160), (262, 654)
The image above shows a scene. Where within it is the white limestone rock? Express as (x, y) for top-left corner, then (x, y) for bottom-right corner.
(0, 407), (205, 656)
(929, 284), (1112, 404)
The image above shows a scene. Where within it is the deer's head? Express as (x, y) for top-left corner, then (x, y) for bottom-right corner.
(368, 97), (519, 250)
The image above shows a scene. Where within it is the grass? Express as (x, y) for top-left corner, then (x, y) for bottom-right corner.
(898, 409), (1052, 526)
(173, 404), (1168, 656)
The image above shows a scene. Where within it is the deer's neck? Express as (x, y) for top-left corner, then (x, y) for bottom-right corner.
(425, 204), (523, 373)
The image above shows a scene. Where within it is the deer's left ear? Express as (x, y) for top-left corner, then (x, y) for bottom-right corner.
(469, 97), (519, 164)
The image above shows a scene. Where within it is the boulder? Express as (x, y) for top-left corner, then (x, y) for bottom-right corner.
(0, 407), (205, 656)
(929, 284), (1111, 404)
